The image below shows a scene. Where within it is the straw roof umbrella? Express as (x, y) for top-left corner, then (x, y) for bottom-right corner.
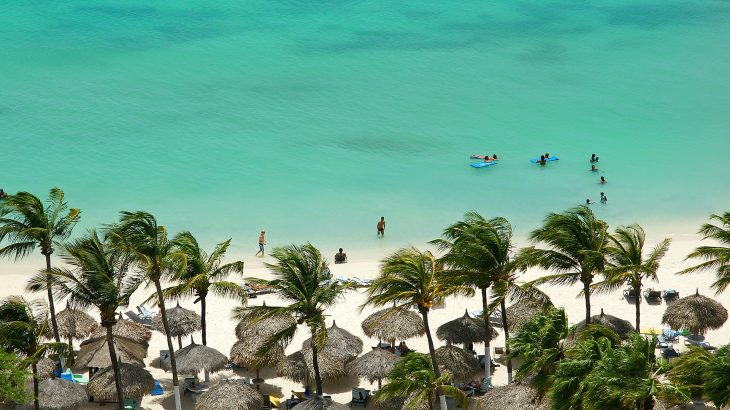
(162, 341), (227, 382)
(36, 357), (57, 381)
(74, 335), (147, 370)
(230, 338), (284, 384)
(475, 383), (547, 410)
(235, 303), (296, 340)
(361, 306), (425, 344)
(435, 345), (480, 382)
(86, 362), (154, 401)
(277, 349), (346, 385)
(195, 379), (263, 410)
(90, 317), (151, 344)
(301, 321), (363, 361)
(151, 302), (201, 349)
(296, 396), (349, 410)
(346, 348), (398, 388)
(573, 308), (636, 340)
(436, 309), (498, 345)
(50, 304), (98, 348)
(505, 303), (546, 333)
(37, 378), (88, 410)
(662, 290), (728, 336)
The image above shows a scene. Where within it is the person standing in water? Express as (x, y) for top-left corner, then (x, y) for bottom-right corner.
(591, 154), (599, 162)
(600, 176), (606, 184)
(600, 192), (607, 203)
(377, 217), (386, 237)
(256, 230), (266, 256)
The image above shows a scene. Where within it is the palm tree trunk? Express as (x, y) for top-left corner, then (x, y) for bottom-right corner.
(583, 281), (591, 325)
(44, 253), (61, 343)
(177, 335), (182, 350)
(105, 325), (125, 410)
(634, 284), (641, 333)
(421, 309), (447, 410)
(154, 280), (181, 410)
(310, 341), (323, 396)
(200, 295), (207, 346)
(31, 361), (39, 410)
(68, 336), (75, 368)
(480, 287), (492, 386)
(500, 298), (513, 383)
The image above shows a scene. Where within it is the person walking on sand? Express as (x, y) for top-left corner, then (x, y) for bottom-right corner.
(377, 217), (386, 237)
(256, 230), (266, 256)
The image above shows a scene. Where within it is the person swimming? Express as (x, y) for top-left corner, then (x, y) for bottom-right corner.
(600, 176), (606, 184)
(600, 192), (607, 203)
(586, 198), (593, 205)
(591, 165), (598, 172)
(591, 154), (599, 162)
(539, 155), (546, 165)
(483, 154), (498, 162)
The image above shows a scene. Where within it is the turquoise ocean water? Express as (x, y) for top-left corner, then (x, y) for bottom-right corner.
(2, 1), (730, 260)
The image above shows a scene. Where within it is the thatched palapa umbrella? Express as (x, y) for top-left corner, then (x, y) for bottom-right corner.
(235, 303), (296, 340)
(90, 317), (151, 344)
(301, 321), (363, 361)
(50, 304), (98, 353)
(436, 309), (498, 346)
(435, 345), (480, 382)
(36, 378), (88, 410)
(475, 383), (547, 410)
(152, 302), (201, 349)
(573, 308), (635, 339)
(74, 335), (147, 370)
(86, 362), (154, 401)
(195, 379), (263, 410)
(662, 290), (728, 336)
(504, 303), (547, 333)
(162, 341), (227, 382)
(277, 349), (346, 385)
(361, 306), (425, 346)
(295, 396), (349, 410)
(230, 339), (284, 384)
(36, 358), (57, 381)
(346, 348), (398, 388)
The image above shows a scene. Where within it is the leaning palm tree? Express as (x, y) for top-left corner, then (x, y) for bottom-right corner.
(375, 353), (467, 410)
(106, 211), (186, 410)
(161, 232), (245, 345)
(0, 296), (65, 410)
(233, 243), (348, 396)
(0, 188), (80, 342)
(519, 206), (610, 324)
(364, 247), (472, 410)
(593, 224), (671, 332)
(668, 344), (730, 407)
(28, 231), (141, 410)
(679, 212), (730, 294)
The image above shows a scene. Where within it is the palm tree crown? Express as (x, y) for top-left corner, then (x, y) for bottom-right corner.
(593, 224), (671, 332)
(235, 243), (347, 396)
(163, 232), (245, 345)
(519, 206), (610, 324)
(679, 212), (730, 294)
(0, 188), (80, 342)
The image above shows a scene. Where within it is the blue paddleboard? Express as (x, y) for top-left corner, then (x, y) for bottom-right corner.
(530, 156), (559, 163)
(471, 162), (497, 168)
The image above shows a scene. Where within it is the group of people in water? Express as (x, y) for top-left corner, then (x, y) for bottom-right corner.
(587, 153), (608, 205)
(535, 152), (555, 165)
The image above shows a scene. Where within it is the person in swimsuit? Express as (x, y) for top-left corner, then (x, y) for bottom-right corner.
(255, 230), (266, 256)
(600, 192), (607, 203)
(591, 154), (599, 162)
(334, 248), (347, 264)
(377, 217), (385, 237)
(591, 165), (598, 172)
(539, 155), (546, 165)
(600, 176), (606, 184)
(586, 198), (593, 205)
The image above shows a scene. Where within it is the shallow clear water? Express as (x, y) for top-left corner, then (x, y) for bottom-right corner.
(2, 1), (730, 258)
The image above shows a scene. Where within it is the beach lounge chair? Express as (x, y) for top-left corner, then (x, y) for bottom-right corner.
(151, 380), (164, 396)
(262, 394), (273, 410)
(663, 289), (679, 302)
(285, 398), (301, 409)
(661, 347), (680, 359)
(623, 288), (637, 299)
(643, 288), (662, 301)
(351, 388), (370, 407)
(72, 373), (89, 384)
(60, 370), (73, 382)
(494, 347), (505, 355)
(137, 305), (154, 320)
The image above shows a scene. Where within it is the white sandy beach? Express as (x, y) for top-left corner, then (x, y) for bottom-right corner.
(1, 230), (728, 409)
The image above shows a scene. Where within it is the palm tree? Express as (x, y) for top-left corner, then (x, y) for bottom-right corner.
(668, 345), (730, 408)
(161, 232), (245, 346)
(519, 206), (610, 324)
(593, 224), (671, 332)
(507, 308), (570, 394)
(29, 231), (140, 410)
(432, 212), (551, 384)
(364, 247), (472, 410)
(0, 188), (80, 342)
(106, 211), (186, 410)
(678, 212), (730, 294)
(374, 353), (468, 410)
(234, 243), (347, 396)
(0, 296), (64, 410)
